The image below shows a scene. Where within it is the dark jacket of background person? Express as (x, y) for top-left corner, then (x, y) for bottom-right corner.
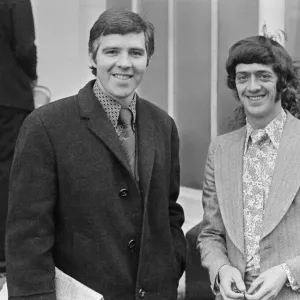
(5, 81), (186, 300)
(0, 0), (37, 271)
(0, 0), (37, 111)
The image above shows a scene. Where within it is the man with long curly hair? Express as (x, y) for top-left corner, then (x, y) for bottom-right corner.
(198, 35), (300, 300)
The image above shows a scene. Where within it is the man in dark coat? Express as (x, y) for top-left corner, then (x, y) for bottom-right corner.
(0, 0), (37, 275)
(6, 8), (186, 300)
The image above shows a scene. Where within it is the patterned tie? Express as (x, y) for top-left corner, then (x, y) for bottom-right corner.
(118, 108), (136, 175)
(243, 128), (268, 287)
(250, 129), (268, 146)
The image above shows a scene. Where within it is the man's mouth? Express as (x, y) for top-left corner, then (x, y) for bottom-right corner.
(113, 74), (133, 80)
(247, 95), (265, 101)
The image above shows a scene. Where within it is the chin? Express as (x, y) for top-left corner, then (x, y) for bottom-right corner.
(115, 93), (132, 99)
(245, 107), (264, 117)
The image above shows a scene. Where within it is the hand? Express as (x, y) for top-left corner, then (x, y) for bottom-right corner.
(219, 265), (246, 299)
(31, 79), (37, 89)
(246, 265), (287, 300)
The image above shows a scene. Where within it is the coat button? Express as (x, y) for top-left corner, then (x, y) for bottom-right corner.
(119, 189), (128, 197)
(138, 288), (145, 298)
(128, 239), (136, 251)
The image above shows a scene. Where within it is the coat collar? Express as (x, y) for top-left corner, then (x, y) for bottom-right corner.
(77, 80), (155, 199)
(216, 126), (246, 255)
(135, 98), (155, 200)
(262, 112), (300, 239)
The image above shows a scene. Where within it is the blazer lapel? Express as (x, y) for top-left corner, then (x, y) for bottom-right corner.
(262, 113), (300, 239)
(136, 97), (155, 201)
(77, 81), (132, 175)
(216, 127), (246, 255)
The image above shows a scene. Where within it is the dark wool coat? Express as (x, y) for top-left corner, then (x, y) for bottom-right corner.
(6, 81), (186, 300)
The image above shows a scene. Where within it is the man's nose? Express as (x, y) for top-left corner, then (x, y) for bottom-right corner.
(247, 76), (261, 92)
(116, 53), (132, 68)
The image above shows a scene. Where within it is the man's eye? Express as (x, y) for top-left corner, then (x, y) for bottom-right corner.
(260, 74), (271, 80)
(105, 50), (118, 55)
(131, 51), (143, 56)
(236, 75), (247, 82)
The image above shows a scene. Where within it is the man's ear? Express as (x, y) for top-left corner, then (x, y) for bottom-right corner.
(146, 56), (152, 67)
(89, 53), (97, 68)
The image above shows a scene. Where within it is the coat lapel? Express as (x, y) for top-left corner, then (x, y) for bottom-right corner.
(262, 113), (300, 239)
(136, 97), (155, 201)
(77, 81), (132, 175)
(216, 127), (246, 255)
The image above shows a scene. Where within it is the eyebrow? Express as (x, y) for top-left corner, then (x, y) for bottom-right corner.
(236, 70), (273, 75)
(101, 46), (146, 52)
(101, 46), (119, 51)
(130, 47), (145, 52)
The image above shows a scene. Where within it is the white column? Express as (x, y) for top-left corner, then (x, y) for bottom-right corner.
(259, 0), (285, 45)
(210, 0), (218, 138)
(131, 0), (139, 13)
(167, 0), (175, 118)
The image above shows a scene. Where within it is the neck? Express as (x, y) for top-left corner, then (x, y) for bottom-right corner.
(113, 95), (134, 108)
(247, 116), (270, 129)
(247, 108), (282, 129)
(96, 79), (135, 108)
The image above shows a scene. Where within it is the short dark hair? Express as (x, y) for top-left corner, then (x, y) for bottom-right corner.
(226, 35), (300, 128)
(88, 8), (155, 75)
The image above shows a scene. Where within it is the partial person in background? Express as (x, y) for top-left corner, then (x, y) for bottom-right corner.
(0, 0), (37, 277)
(198, 35), (300, 300)
(5, 8), (185, 300)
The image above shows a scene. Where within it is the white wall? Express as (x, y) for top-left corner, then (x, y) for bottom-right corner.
(31, 0), (106, 101)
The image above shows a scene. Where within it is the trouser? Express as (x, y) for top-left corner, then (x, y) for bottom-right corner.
(0, 106), (30, 272)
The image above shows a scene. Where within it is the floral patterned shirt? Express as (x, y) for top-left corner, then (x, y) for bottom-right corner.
(243, 109), (299, 290)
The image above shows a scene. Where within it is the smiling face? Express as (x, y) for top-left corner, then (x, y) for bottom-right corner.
(235, 63), (282, 128)
(90, 32), (148, 107)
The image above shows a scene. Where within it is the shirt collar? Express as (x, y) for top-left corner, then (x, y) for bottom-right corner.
(244, 108), (286, 154)
(93, 80), (137, 129)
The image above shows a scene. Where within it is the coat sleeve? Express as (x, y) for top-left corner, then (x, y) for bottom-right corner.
(6, 110), (56, 300)
(286, 256), (300, 289)
(197, 139), (231, 292)
(11, 0), (37, 81)
(169, 118), (186, 279)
